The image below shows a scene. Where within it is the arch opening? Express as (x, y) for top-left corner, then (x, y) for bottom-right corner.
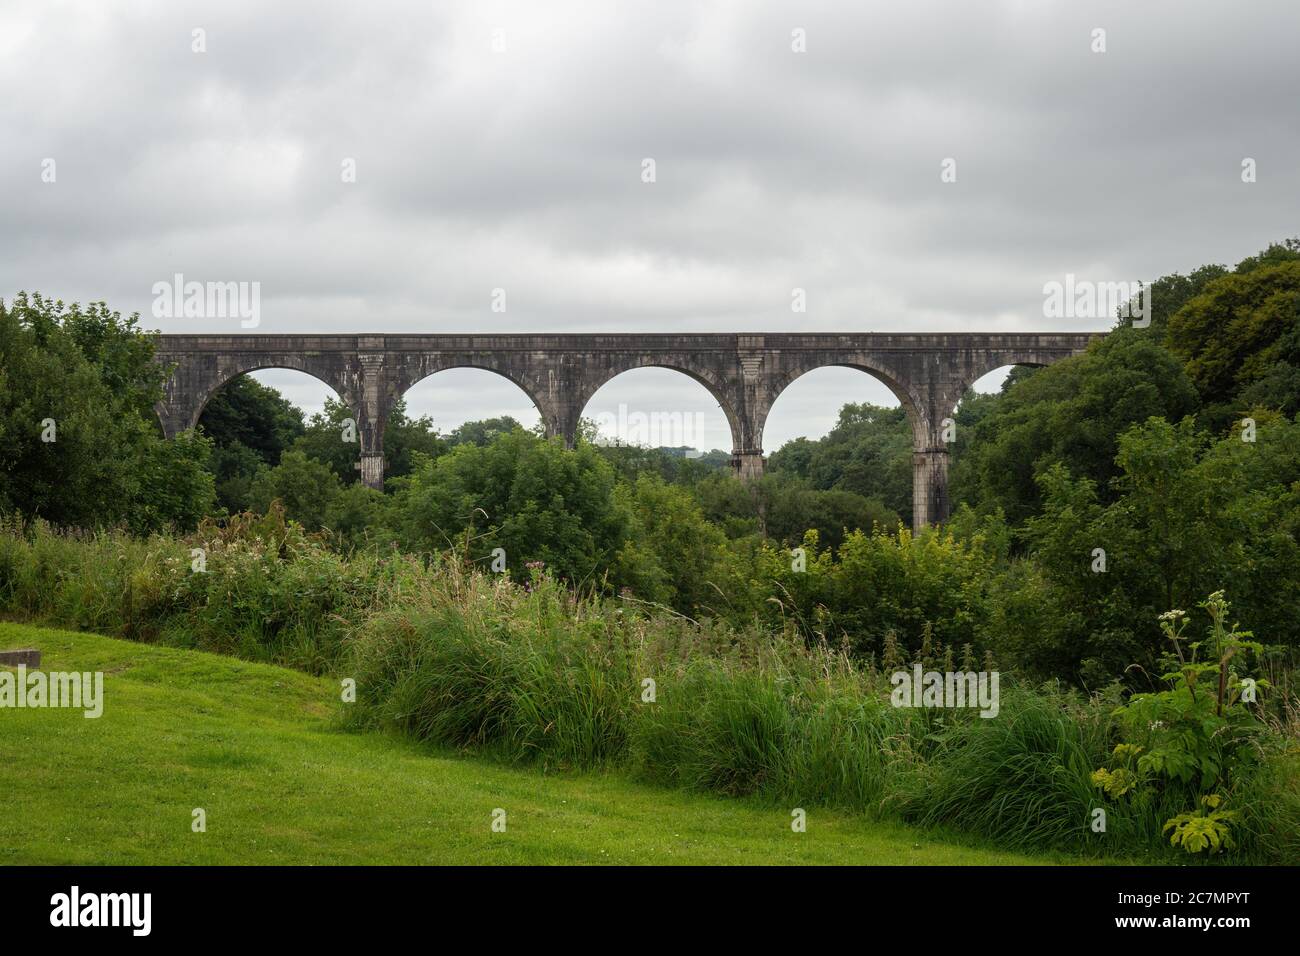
(952, 362), (1048, 422)
(762, 365), (913, 527)
(945, 363), (1051, 523)
(959, 363), (1044, 407)
(191, 366), (344, 429)
(580, 367), (734, 461)
(400, 367), (543, 442)
(246, 368), (340, 422)
(763, 365), (908, 455)
(195, 368), (346, 515)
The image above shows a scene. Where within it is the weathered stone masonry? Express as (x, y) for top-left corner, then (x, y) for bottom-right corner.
(153, 331), (1100, 526)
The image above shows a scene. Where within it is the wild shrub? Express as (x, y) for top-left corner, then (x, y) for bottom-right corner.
(1091, 592), (1271, 855)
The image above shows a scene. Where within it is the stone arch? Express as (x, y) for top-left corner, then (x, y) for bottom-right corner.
(158, 352), (354, 436)
(390, 354), (558, 442)
(952, 351), (1066, 407)
(949, 358), (1050, 418)
(196, 363), (349, 425)
(758, 357), (949, 529)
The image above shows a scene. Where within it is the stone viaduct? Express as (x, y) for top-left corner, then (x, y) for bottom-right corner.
(153, 332), (1101, 527)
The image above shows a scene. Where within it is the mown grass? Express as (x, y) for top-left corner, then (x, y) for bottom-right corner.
(1, 623), (1068, 866)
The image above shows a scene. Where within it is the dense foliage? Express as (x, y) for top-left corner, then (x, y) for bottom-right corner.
(0, 293), (214, 532)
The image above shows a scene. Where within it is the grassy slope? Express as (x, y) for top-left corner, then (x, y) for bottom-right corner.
(0, 623), (1064, 865)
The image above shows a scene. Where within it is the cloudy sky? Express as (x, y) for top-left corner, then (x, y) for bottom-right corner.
(3, 0), (1297, 452)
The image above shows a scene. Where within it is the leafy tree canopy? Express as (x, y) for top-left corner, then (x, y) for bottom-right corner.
(0, 292), (213, 531)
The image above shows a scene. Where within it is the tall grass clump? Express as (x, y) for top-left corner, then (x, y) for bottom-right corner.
(344, 567), (637, 768)
(0, 515), (187, 636)
(778, 682), (914, 810)
(890, 686), (1120, 853)
(630, 660), (794, 795)
(628, 642), (910, 811)
(1232, 752), (1300, 864)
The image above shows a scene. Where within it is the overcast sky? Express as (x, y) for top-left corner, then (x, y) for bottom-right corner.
(3, 1), (1297, 452)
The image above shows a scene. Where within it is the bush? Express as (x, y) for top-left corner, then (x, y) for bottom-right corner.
(0, 293), (216, 532)
(0, 509), (418, 673)
(387, 431), (631, 586)
(714, 524), (999, 660)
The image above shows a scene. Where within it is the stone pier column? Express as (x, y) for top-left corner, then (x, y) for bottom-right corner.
(521, 354), (587, 449)
(155, 403), (191, 440)
(733, 337), (772, 485)
(359, 451), (384, 489)
(547, 400), (585, 449)
(904, 361), (967, 530)
(912, 448), (950, 527)
(355, 351), (389, 490)
(907, 375), (962, 527)
(732, 449), (765, 482)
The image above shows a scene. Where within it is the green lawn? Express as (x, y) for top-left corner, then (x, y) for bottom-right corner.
(1, 622), (1066, 865)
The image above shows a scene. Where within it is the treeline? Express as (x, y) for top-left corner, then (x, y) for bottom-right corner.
(2, 238), (1299, 686)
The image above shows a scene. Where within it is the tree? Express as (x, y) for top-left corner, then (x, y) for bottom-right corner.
(758, 475), (899, 549)
(384, 401), (447, 480)
(949, 239), (1300, 528)
(691, 471), (763, 539)
(767, 402), (913, 520)
(447, 416), (524, 447)
(388, 431), (632, 585)
(134, 431), (219, 532)
(1114, 263), (1230, 337)
(208, 441), (266, 516)
(1004, 415), (1300, 685)
(613, 475), (726, 611)
(0, 293), (214, 532)
(1166, 256), (1300, 431)
(291, 398), (360, 484)
(323, 483), (391, 552)
(198, 375), (305, 464)
(293, 398), (445, 487)
(595, 442), (729, 486)
(248, 450), (342, 531)
(950, 329), (1199, 525)
(197, 375), (305, 513)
